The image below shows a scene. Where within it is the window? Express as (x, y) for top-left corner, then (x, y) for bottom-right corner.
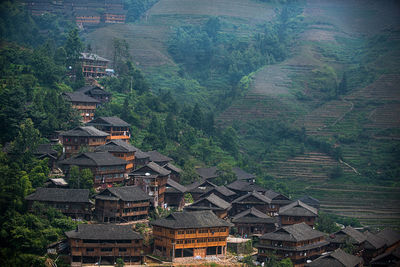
(101, 248), (112, 252)
(186, 229), (195, 234)
(86, 248), (94, 252)
(119, 248), (127, 252)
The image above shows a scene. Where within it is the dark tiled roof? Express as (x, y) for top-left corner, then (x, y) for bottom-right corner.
(59, 152), (127, 167)
(232, 207), (276, 224)
(166, 178), (186, 193)
(306, 248), (362, 267)
(196, 166), (218, 180)
(376, 228), (400, 247)
(131, 162), (170, 176)
(95, 140), (137, 153)
(26, 188), (90, 203)
(264, 190), (292, 205)
(163, 163), (182, 173)
(150, 210), (232, 229)
(332, 226), (366, 244)
(205, 185), (236, 197)
(232, 167), (256, 180)
(95, 186), (150, 202)
(186, 179), (217, 192)
(232, 191), (272, 204)
(49, 178), (68, 186)
(80, 52), (109, 62)
(279, 200), (318, 217)
(146, 151), (172, 163)
(65, 224), (142, 240)
(63, 92), (100, 103)
(260, 222), (325, 242)
(87, 116), (129, 127)
(370, 247), (400, 265)
(34, 143), (57, 155)
(188, 193), (231, 210)
(227, 180), (267, 193)
(298, 195), (320, 209)
(60, 126), (109, 137)
(364, 231), (387, 250)
(134, 148), (150, 159)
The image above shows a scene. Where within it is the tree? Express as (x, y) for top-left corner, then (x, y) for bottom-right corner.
(337, 72), (348, 95)
(315, 212), (340, 233)
(67, 166), (93, 189)
(68, 166), (81, 189)
(215, 163), (237, 185)
(189, 103), (203, 129)
(116, 258), (124, 267)
(64, 28), (82, 68)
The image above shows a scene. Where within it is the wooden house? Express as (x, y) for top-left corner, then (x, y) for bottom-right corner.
(186, 179), (218, 201)
(94, 186), (150, 223)
(376, 228), (400, 252)
(370, 247), (400, 267)
(146, 150), (173, 166)
(185, 193), (231, 219)
(306, 248), (363, 267)
(279, 200), (318, 227)
(163, 163), (182, 183)
(86, 116), (131, 142)
(26, 188), (91, 220)
(230, 191), (272, 216)
(134, 148), (150, 168)
(75, 10), (101, 26)
(34, 143), (58, 169)
(196, 166), (219, 182)
(104, 9), (127, 23)
(199, 185), (237, 203)
(150, 210), (231, 261)
(95, 140), (136, 171)
(80, 52), (109, 78)
(232, 167), (256, 183)
(59, 152), (127, 188)
(62, 92), (100, 123)
(65, 224), (143, 265)
(129, 162), (170, 207)
(77, 85), (111, 103)
(256, 222), (329, 266)
(363, 231), (388, 264)
(264, 189), (292, 216)
(328, 226), (366, 251)
(44, 178), (68, 188)
(165, 178), (187, 210)
(231, 207), (277, 237)
(226, 180), (268, 196)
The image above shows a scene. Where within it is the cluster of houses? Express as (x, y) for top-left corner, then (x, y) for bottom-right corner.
(25, 0), (127, 28)
(24, 67), (400, 266)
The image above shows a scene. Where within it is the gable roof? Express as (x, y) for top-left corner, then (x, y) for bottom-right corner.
(376, 228), (400, 247)
(364, 231), (387, 250)
(260, 222), (325, 242)
(130, 161), (171, 176)
(306, 248), (362, 267)
(48, 178), (68, 186)
(205, 185), (236, 197)
(150, 210), (232, 229)
(232, 191), (272, 204)
(279, 200), (318, 217)
(95, 140), (137, 153)
(87, 116), (130, 127)
(264, 190), (292, 205)
(298, 195), (320, 209)
(34, 143), (57, 156)
(146, 151), (172, 163)
(65, 224), (142, 240)
(188, 193), (231, 210)
(227, 180), (267, 193)
(232, 167), (256, 180)
(95, 186), (150, 202)
(134, 148), (150, 159)
(186, 179), (217, 192)
(196, 166), (218, 180)
(60, 126), (109, 137)
(232, 207), (276, 224)
(370, 247), (400, 265)
(26, 188), (90, 203)
(63, 92), (100, 103)
(332, 226), (366, 244)
(59, 152), (127, 167)
(163, 163), (182, 173)
(166, 178), (187, 193)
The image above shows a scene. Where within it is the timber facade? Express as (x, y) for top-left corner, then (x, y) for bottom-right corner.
(86, 116), (131, 142)
(151, 211), (231, 261)
(95, 139), (137, 171)
(62, 92), (100, 123)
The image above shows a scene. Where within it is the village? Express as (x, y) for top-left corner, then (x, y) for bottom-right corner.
(22, 50), (400, 267)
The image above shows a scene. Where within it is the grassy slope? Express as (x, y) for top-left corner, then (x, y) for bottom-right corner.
(84, 0), (400, 227)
